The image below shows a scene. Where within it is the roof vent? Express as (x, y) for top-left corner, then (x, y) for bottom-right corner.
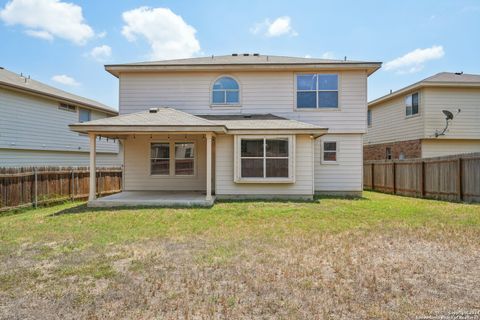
(253, 53), (260, 56)
(149, 108), (159, 113)
(243, 53), (250, 56)
(232, 53), (238, 56)
(455, 71), (463, 75)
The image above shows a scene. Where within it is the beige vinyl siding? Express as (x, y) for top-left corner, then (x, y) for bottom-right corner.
(119, 70), (367, 133)
(215, 135), (314, 196)
(422, 139), (480, 158)
(365, 90), (424, 144)
(315, 134), (363, 192)
(0, 148), (122, 167)
(123, 134), (207, 191)
(423, 87), (480, 139)
(0, 87), (118, 154)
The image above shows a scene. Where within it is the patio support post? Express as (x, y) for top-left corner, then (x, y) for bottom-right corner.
(89, 133), (97, 201)
(206, 133), (213, 201)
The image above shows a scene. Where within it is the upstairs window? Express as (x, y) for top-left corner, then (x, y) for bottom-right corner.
(367, 109), (372, 127)
(59, 103), (76, 112)
(212, 76), (240, 105)
(405, 92), (419, 117)
(79, 109), (91, 123)
(296, 74), (338, 109)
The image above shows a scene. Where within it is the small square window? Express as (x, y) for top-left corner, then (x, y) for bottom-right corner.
(386, 147), (392, 160)
(323, 141), (337, 162)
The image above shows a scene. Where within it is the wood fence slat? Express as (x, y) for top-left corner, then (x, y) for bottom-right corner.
(364, 152), (480, 203)
(0, 166), (122, 211)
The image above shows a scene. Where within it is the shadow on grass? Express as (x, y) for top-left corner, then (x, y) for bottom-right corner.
(43, 195), (369, 217)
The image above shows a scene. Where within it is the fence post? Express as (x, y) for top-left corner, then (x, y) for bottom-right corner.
(70, 170), (74, 201)
(457, 157), (463, 201)
(34, 168), (38, 208)
(371, 163), (375, 190)
(420, 161), (425, 197)
(392, 161), (396, 195)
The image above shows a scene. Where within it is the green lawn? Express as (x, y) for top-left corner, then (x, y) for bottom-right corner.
(1, 192), (479, 319)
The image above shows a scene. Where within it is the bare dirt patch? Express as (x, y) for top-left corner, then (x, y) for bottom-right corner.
(1, 228), (479, 319)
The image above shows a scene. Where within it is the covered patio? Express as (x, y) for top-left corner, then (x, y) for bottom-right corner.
(69, 107), (226, 207)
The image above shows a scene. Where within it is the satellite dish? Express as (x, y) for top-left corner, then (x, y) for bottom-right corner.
(442, 110), (454, 120)
(435, 109), (461, 137)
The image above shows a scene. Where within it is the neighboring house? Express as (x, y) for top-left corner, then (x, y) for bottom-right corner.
(70, 54), (381, 206)
(365, 72), (480, 160)
(0, 67), (121, 167)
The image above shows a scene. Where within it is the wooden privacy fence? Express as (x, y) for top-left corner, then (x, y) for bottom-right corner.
(0, 166), (122, 211)
(364, 153), (480, 202)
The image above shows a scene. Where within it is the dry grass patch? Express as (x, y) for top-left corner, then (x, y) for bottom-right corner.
(0, 192), (479, 319)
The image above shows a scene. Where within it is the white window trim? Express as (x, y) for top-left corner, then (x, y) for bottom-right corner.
(234, 135), (295, 183)
(321, 140), (339, 165)
(150, 140), (197, 177)
(210, 75), (242, 108)
(405, 92), (420, 119)
(294, 73), (341, 111)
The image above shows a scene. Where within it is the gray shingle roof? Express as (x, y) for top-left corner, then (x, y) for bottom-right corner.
(199, 114), (324, 130)
(105, 54), (382, 77)
(69, 108), (327, 135)
(369, 72), (480, 107)
(0, 67), (117, 114)
(110, 54), (375, 66)
(423, 72), (480, 83)
(72, 107), (218, 127)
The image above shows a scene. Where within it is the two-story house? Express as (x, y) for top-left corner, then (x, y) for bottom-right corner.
(70, 54), (381, 206)
(365, 72), (480, 160)
(0, 67), (121, 167)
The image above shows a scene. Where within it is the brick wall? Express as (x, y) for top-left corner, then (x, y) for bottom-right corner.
(364, 139), (422, 160)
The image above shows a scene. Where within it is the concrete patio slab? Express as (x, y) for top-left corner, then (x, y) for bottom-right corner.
(88, 191), (215, 208)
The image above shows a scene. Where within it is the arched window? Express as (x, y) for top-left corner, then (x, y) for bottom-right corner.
(212, 76), (240, 105)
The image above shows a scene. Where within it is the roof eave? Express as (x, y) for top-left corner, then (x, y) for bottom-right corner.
(105, 63), (382, 77)
(369, 81), (480, 107)
(0, 81), (118, 115)
(69, 124), (228, 134)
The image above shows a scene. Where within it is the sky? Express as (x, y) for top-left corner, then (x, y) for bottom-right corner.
(1, 0), (479, 110)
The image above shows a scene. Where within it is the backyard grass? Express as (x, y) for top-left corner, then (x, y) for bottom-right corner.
(0, 191), (479, 319)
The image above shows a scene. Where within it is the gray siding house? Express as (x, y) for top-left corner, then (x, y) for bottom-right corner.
(0, 67), (121, 167)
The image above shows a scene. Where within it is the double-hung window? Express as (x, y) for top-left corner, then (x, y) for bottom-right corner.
(174, 142), (195, 175)
(405, 92), (419, 117)
(296, 74), (339, 109)
(151, 142), (195, 176)
(151, 143), (170, 175)
(322, 141), (338, 163)
(236, 136), (293, 182)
